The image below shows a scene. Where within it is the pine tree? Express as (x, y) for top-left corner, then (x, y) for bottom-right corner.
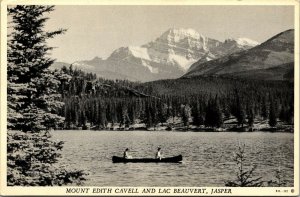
(205, 99), (214, 127)
(181, 104), (191, 129)
(157, 101), (168, 125)
(247, 105), (254, 129)
(145, 102), (153, 128)
(191, 100), (203, 127)
(225, 144), (263, 187)
(214, 97), (223, 128)
(234, 96), (246, 127)
(150, 99), (159, 129)
(205, 97), (223, 128)
(261, 98), (268, 120)
(8, 6), (66, 131)
(269, 98), (277, 127)
(7, 5), (86, 186)
(128, 102), (136, 126)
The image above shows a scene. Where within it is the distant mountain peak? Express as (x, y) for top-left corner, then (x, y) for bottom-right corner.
(157, 28), (212, 48)
(164, 28), (203, 40)
(225, 38), (260, 47)
(91, 56), (103, 61)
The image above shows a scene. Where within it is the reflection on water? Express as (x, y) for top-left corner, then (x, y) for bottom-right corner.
(52, 131), (294, 186)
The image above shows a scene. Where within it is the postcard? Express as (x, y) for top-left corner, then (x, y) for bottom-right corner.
(0, 0), (299, 196)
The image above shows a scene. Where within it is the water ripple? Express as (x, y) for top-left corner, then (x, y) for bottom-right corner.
(52, 130), (294, 187)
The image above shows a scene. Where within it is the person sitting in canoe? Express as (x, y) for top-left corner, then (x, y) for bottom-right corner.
(123, 148), (132, 159)
(155, 147), (162, 160)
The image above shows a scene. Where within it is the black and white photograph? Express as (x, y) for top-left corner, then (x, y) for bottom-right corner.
(0, 0), (299, 196)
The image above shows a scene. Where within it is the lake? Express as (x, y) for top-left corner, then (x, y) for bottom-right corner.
(51, 130), (294, 186)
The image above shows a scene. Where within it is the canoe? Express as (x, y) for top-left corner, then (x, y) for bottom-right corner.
(112, 155), (182, 163)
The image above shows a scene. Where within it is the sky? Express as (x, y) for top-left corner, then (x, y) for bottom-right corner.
(44, 5), (294, 63)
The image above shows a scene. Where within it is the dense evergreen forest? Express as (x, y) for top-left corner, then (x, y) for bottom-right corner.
(56, 65), (293, 131)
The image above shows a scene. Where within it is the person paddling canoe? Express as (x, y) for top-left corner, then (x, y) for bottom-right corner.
(123, 148), (132, 159)
(155, 147), (162, 160)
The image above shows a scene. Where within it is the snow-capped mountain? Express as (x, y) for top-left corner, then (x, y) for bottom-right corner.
(231, 38), (260, 47)
(52, 28), (259, 82)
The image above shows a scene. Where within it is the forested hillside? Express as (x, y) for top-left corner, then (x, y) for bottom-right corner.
(57, 66), (294, 131)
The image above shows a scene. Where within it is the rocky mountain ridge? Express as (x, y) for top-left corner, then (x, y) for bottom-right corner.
(183, 29), (294, 81)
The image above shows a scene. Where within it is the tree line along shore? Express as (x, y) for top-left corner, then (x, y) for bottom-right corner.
(53, 66), (293, 132)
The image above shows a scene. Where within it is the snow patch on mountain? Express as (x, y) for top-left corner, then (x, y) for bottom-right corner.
(142, 60), (158, 73)
(236, 38), (259, 47)
(168, 54), (197, 71)
(128, 46), (151, 60)
(205, 57), (213, 61)
(227, 38), (260, 47)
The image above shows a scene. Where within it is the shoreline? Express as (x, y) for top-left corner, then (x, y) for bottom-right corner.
(55, 126), (294, 133)
(59, 118), (294, 133)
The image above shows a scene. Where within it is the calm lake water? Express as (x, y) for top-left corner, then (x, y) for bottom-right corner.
(52, 130), (294, 186)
